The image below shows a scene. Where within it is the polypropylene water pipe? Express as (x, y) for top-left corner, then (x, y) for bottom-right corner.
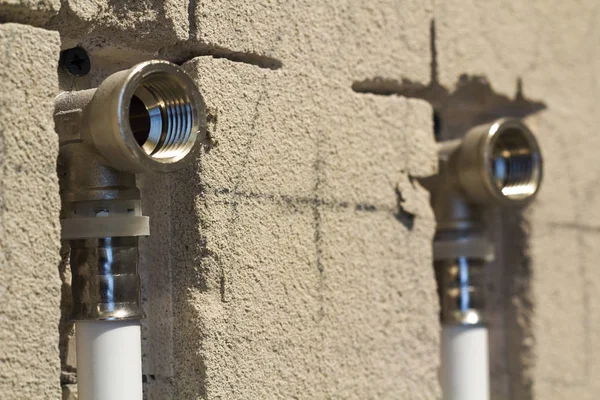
(76, 321), (143, 400)
(441, 325), (489, 400)
(434, 255), (489, 400)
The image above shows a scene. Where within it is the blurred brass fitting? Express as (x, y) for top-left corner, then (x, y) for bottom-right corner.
(422, 119), (543, 325)
(54, 60), (206, 321)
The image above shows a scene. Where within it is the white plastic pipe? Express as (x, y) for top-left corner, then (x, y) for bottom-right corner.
(441, 324), (489, 400)
(76, 321), (143, 400)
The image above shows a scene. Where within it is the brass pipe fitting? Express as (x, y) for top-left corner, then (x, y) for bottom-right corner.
(423, 119), (543, 325)
(55, 60), (206, 321)
(444, 118), (542, 206)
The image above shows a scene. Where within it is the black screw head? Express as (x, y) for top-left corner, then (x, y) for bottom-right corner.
(60, 47), (91, 77)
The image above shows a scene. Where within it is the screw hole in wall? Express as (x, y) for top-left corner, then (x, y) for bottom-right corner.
(60, 47), (91, 77)
(433, 109), (442, 140)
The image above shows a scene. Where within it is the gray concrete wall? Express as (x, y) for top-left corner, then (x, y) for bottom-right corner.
(0, 23), (62, 399)
(2, 0), (600, 399)
(141, 49), (440, 399)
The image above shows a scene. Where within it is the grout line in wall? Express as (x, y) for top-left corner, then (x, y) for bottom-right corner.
(159, 42), (283, 70)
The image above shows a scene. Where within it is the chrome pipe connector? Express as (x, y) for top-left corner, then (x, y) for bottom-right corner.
(435, 257), (485, 325)
(424, 119), (543, 325)
(84, 60), (203, 173)
(55, 60), (206, 321)
(70, 237), (142, 320)
(447, 119), (542, 206)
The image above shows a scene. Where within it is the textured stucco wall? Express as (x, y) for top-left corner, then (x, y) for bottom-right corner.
(2, 0), (600, 399)
(0, 23), (62, 399)
(157, 58), (439, 399)
(141, 41), (440, 398)
(138, 2), (442, 398)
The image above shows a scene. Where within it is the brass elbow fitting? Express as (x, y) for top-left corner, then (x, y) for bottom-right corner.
(55, 60), (206, 321)
(424, 119), (543, 325)
(443, 118), (542, 206)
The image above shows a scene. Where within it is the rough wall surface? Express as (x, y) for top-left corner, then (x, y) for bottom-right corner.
(0, 23), (62, 399)
(189, 0), (432, 85)
(140, 54), (440, 398)
(141, 2), (442, 399)
(48, 0), (189, 60)
(0, 0), (59, 26)
(2, 0), (600, 400)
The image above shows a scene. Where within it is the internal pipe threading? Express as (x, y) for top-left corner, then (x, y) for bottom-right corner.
(491, 127), (540, 199)
(504, 153), (535, 189)
(137, 76), (195, 160)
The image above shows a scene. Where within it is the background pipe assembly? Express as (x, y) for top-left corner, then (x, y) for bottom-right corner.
(54, 60), (205, 400)
(424, 119), (543, 400)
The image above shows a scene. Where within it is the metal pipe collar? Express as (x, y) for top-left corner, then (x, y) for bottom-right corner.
(452, 118), (543, 206)
(84, 60), (206, 173)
